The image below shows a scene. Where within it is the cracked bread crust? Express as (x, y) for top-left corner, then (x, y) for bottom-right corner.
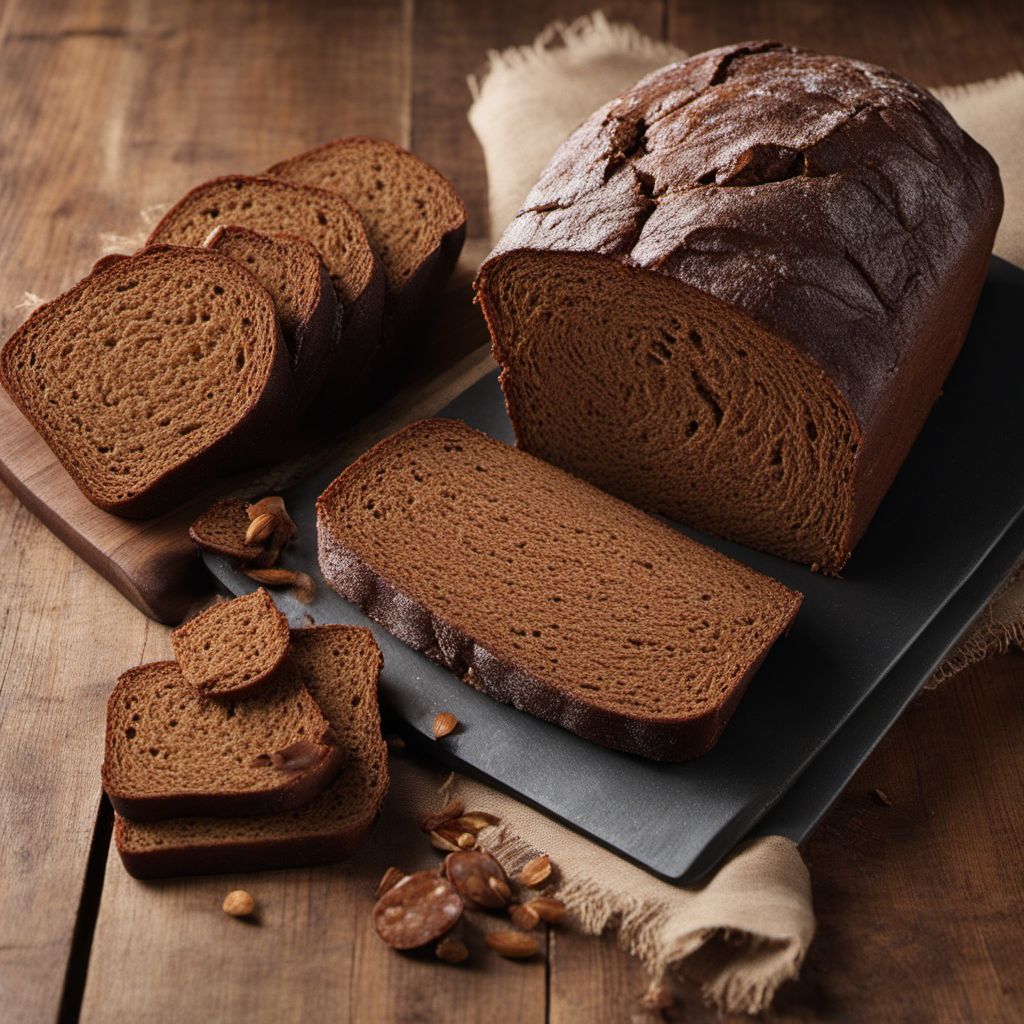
(478, 42), (1003, 570)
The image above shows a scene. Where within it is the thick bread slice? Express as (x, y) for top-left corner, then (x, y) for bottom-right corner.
(268, 137), (466, 367)
(189, 497), (268, 565)
(317, 419), (802, 761)
(0, 245), (295, 518)
(203, 226), (339, 409)
(114, 626), (387, 878)
(103, 660), (343, 822)
(148, 175), (385, 417)
(171, 589), (290, 698)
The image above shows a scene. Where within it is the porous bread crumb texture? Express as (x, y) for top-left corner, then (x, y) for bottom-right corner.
(317, 420), (801, 751)
(269, 137), (466, 290)
(115, 627), (387, 866)
(103, 658), (338, 819)
(205, 226), (325, 344)
(484, 253), (858, 571)
(171, 588), (290, 698)
(0, 246), (282, 512)
(479, 41), (1003, 574)
(147, 175), (375, 306)
(189, 497), (259, 562)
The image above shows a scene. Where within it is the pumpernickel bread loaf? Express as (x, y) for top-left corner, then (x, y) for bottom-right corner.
(102, 659), (343, 822)
(476, 42), (1003, 573)
(317, 419), (802, 761)
(0, 245), (295, 518)
(268, 137), (466, 366)
(171, 588), (290, 698)
(114, 626), (387, 878)
(203, 225), (338, 409)
(148, 175), (384, 416)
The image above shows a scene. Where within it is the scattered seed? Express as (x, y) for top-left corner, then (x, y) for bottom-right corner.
(244, 512), (278, 546)
(509, 902), (540, 930)
(429, 830), (461, 853)
(487, 876), (512, 905)
(456, 832), (476, 849)
(244, 567), (300, 587)
(420, 798), (464, 833)
(453, 812), (501, 831)
(433, 711), (458, 739)
(222, 890), (256, 917)
(485, 930), (539, 959)
(517, 854), (552, 887)
(435, 936), (470, 964)
(375, 866), (406, 898)
(872, 788), (893, 807)
(526, 897), (567, 923)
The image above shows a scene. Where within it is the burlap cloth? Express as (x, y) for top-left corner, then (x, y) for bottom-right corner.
(401, 13), (1021, 1014)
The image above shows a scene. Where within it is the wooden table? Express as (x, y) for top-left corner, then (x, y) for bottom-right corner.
(2, 2), (1022, 1021)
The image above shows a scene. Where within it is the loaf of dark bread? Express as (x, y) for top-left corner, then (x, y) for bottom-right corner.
(148, 175), (385, 419)
(476, 42), (1003, 573)
(114, 626), (387, 878)
(317, 419), (802, 761)
(268, 137), (466, 373)
(203, 226), (339, 410)
(102, 659), (343, 822)
(0, 245), (296, 518)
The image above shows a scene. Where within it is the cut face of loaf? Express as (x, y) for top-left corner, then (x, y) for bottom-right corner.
(171, 588), (290, 698)
(317, 419), (802, 761)
(148, 175), (385, 414)
(483, 253), (860, 571)
(268, 137), (466, 355)
(477, 42), (1003, 573)
(115, 626), (387, 878)
(203, 226), (339, 409)
(102, 660), (343, 822)
(0, 246), (294, 518)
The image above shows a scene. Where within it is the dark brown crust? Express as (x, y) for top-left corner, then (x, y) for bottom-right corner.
(0, 245), (298, 519)
(315, 420), (802, 762)
(113, 812), (376, 879)
(102, 660), (344, 822)
(476, 42), (1003, 569)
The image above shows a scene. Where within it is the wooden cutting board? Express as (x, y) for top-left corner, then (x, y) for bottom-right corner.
(0, 242), (492, 624)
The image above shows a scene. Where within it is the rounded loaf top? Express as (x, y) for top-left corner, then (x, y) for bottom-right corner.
(485, 41), (1003, 430)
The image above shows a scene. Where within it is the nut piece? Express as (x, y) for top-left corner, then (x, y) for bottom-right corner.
(526, 897), (567, 923)
(222, 890), (256, 917)
(245, 512), (278, 546)
(517, 854), (552, 887)
(245, 567), (301, 587)
(453, 812), (501, 831)
(456, 832), (476, 849)
(444, 850), (512, 910)
(485, 930), (539, 959)
(420, 798), (464, 833)
(373, 871), (463, 950)
(375, 866), (406, 898)
(433, 711), (458, 739)
(429, 830), (462, 853)
(247, 496), (297, 540)
(435, 936), (470, 964)
(509, 902), (540, 930)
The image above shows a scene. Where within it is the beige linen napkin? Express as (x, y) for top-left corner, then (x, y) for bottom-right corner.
(457, 12), (1024, 1014)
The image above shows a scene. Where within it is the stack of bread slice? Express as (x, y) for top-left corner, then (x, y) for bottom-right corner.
(103, 589), (388, 877)
(0, 137), (466, 519)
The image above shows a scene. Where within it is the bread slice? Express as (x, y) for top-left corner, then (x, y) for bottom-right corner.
(147, 175), (385, 415)
(203, 225), (339, 409)
(317, 419), (802, 761)
(171, 589), (290, 698)
(0, 245), (295, 518)
(189, 497), (268, 565)
(102, 659), (343, 822)
(268, 137), (466, 363)
(114, 626), (387, 878)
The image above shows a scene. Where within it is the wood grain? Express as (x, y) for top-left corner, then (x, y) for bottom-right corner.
(0, 2), (1022, 1023)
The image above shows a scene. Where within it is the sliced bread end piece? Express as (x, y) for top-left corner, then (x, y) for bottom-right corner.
(171, 588), (290, 698)
(114, 626), (386, 877)
(102, 659), (343, 822)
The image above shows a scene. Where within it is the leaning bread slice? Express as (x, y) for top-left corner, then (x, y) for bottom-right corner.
(189, 497), (268, 565)
(0, 245), (295, 518)
(317, 419), (803, 761)
(203, 226), (339, 409)
(171, 589), (290, 698)
(114, 626), (387, 878)
(148, 175), (384, 416)
(268, 137), (466, 363)
(103, 659), (343, 822)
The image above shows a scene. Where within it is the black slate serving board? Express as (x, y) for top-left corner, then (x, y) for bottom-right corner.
(208, 256), (1024, 881)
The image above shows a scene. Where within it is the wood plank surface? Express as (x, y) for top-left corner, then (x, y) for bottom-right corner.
(0, 2), (1022, 1023)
